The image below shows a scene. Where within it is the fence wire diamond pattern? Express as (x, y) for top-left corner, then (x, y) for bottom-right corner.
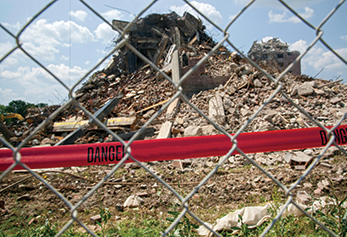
(0, 0), (347, 236)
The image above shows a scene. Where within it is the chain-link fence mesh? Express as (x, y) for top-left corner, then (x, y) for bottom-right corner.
(1, 0), (347, 236)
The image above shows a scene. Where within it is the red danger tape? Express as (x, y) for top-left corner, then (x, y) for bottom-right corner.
(0, 125), (346, 171)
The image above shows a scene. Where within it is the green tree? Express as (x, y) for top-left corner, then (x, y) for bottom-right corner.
(1, 100), (48, 118)
(5, 100), (36, 116)
(36, 103), (48, 108)
(0, 104), (6, 115)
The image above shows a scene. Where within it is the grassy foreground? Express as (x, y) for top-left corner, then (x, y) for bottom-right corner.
(1, 192), (347, 237)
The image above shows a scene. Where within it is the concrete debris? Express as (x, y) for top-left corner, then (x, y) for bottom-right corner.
(156, 121), (172, 139)
(90, 215), (102, 225)
(107, 11), (207, 76)
(198, 196), (347, 236)
(171, 160), (193, 170)
(248, 38), (301, 75)
(283, 152), (313, 170)
(296, 191), (311, 205)
(184, 125), (203, 137)
(297, 81), (315, 96)
(208, 93), (225, 125)
(322, 146), (341, 158)
(197, 202), (305, 236)
(123, 194), (144, 208)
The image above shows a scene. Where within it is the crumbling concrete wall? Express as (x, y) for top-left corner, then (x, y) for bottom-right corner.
(247, 38), (301, 75)
(105, 11), (212, 77)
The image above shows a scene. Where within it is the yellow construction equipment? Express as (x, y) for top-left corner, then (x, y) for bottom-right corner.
(0, 113), (24, 122)
(0, 113), (24, 140)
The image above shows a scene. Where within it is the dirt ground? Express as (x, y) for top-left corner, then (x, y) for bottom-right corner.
(1, 150), (346, 234)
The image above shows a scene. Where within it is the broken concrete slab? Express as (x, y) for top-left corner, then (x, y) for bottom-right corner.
(123, 195), (144, 208)
(90, 215), (102, 225)
(297, 82), (315, 96)
(283, 151), (313, 169)
(157, 121), (172, 139)
(209, 93), (225, 125)
(184, 125), (203, 137)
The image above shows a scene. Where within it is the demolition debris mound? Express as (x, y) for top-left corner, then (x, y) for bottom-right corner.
(1, 11), (346, 149)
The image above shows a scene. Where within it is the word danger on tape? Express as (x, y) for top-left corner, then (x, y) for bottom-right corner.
(0, 125), (346, 171)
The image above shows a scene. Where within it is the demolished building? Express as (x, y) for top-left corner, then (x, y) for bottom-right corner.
(1, 12), (346, 148)
(105, 11), (211, 76)
(247, 38), (301, 75)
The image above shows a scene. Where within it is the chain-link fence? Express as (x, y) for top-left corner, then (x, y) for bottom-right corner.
(1, 0), (347, 236)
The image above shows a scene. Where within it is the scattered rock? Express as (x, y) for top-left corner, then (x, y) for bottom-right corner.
(297, 82), (315, 96)
(115, 203), (124, 212)
(136, 192), (148, 197)
(253, 79), (263, 88)
(184, 125), (202, 137)
(90, 215), (101, 225)
(123, 195), (144, 208)
(296, 191), (311, 205)
(17, 194), (31, 201)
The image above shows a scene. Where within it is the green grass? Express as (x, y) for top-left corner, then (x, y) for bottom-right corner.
(0, 218), (189, 237)
(2, 193), (346, 237)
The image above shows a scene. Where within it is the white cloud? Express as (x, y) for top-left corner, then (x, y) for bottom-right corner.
(0, 87), (18, 99)
(1, 22), (21, 33)
(290, 39), (307, 54)
(60, 55), (69, 61)
(0, 57), (18, 68)
(22, 41), (59, 61)
(228, 14), (237, 21)
(16, 19), (94, 61)
(0, 64), (87, 103)
(341, 35), (347, 41)
(102, 9), (123, 22)
(0, 70), (21, 78)
(0, 41), (15, 56)
(22, 19), (94, 43)
(0, 42), (19, 68)
(69, 10), (88, 21)
(290, 39), (347, 79)
(94, 22), (117, 43)
(95, 57), (110, 71)
(234, 0), (323, 8)
(46, 63), (87, 82)
(85, 61), (90, 65)
(315, 48), (347, 72)
(268, 7), (314, 23)
(301, 7), (315, 19)
(96, 49), (108, 55)
(170, 1), (223, 29)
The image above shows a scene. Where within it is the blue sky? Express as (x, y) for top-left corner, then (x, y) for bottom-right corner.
(0, 0), (346, 105)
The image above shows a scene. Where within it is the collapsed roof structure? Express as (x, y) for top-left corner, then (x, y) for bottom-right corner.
(247, 38), (301, 75)
(105, 11), (211, 76)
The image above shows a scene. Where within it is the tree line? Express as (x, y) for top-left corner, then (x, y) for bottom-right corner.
(0, 100), (48, 117)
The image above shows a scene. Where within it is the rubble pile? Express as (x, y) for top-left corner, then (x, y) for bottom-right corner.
(105, 11), (213, 76)
(1, 12), (346, 149)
